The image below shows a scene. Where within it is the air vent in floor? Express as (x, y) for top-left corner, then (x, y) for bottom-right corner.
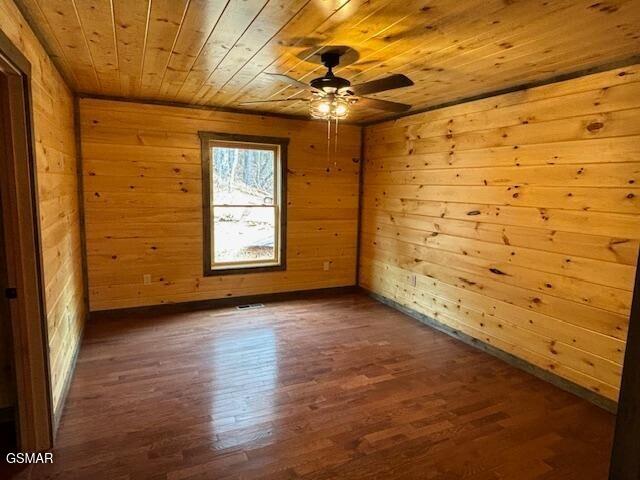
(236, 303), (265, 310)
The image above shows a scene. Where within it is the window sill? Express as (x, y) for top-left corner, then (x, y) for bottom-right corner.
(203, 263), (286, 277)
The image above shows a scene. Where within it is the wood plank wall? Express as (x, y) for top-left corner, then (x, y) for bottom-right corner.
(79, 99), (361, 311)
(360, 64), (640, 402)
(0, 0), (85, 418)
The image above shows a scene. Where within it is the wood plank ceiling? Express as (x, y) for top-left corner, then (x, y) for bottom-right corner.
(14, 0), (640, 123)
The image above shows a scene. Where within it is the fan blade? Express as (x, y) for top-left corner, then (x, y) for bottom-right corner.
(265, 73), (316, 91)
(350, 74), (413, 96)
(239, 98), (309, 105)
(357, 96), (412, 113)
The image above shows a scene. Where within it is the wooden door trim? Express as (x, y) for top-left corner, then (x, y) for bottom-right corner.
(609, 253), (640, 479)
(0, 29), (54, 451)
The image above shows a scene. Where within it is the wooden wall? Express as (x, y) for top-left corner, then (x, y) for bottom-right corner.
(360, 64), (640, 402)
(0, 0), (85, 419)
(79, 99), (361, 311)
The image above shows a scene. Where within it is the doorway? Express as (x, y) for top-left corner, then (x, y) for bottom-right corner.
(0, 33), (53, 451)
(0, 190), (17, 452)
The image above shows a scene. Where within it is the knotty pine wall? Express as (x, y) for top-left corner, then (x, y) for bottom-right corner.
(360, 64), (640, 402)
(79, 99), (361, 311)
(1, 0), (85, 417)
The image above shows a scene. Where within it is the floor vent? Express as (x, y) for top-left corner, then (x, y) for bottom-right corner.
(236, 303), (265, 310)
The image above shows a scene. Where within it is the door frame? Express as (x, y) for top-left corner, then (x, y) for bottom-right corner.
(609, 252), (640, 479)
(0, 30), (54, 451)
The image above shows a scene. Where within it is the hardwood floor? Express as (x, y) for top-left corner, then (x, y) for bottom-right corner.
(3, 292), (614, 479)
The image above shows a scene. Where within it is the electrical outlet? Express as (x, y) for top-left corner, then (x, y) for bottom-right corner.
(409, 274), (417, 287)
(143, 274), (151, 285)
(323, 260), (331, 271)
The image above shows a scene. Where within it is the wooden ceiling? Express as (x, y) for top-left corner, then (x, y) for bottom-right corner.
(15, 0), (640, 122)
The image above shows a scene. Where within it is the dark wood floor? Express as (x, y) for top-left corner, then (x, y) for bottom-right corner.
(4, 293), (614, 479)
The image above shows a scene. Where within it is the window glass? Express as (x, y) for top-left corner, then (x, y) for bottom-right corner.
(201, 135), (287, 275)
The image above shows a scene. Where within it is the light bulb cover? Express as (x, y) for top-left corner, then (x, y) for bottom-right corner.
(317, 101), (331, 113)
(309, 95), (349, 120)
(334, 103), (348, 116)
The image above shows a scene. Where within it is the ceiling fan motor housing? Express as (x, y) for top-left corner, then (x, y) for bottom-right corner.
(310, 50), (352, 93)
(310, 75), (351, 93)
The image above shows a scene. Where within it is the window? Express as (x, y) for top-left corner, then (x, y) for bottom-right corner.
(200, 132), (288, 275)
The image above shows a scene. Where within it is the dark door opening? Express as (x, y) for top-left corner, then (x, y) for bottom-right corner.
(0, 32), (53, 451)
(0, 187), (17, 452)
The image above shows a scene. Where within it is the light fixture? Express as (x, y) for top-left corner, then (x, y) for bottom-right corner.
(316, 100), (331, 114)
(309, 94), (350, 120)
(309, 94), (352, 168)
(334, 101), (348, 117)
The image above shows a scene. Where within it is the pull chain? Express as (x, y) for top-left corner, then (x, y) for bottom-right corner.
(334, 117), (339, 166)
(326, 118), (331, 171)
(325, 115), (341, 171)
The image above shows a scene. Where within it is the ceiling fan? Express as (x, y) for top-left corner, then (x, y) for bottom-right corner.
(241, 49), (414, 119)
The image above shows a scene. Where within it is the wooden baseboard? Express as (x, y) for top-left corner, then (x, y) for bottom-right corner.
(363, 288), (618, 413)
(52, 320), (84, 435)
(90, 285), (359, 320)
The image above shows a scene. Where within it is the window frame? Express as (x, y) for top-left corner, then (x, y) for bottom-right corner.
(199, 132), (288, 277)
